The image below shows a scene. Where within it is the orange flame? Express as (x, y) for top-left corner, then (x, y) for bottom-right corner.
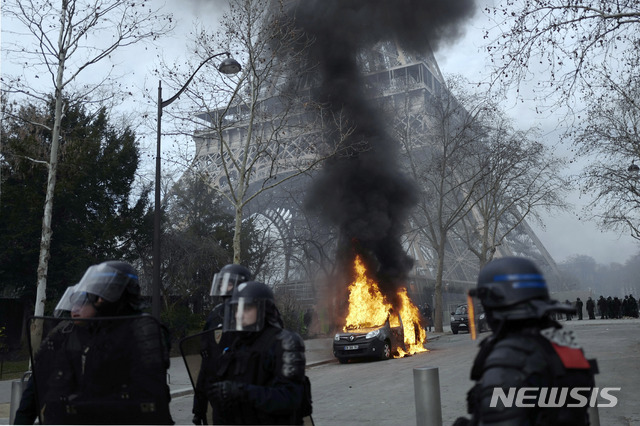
(344, 255), (428, 356)
(396, 288), (428, 356)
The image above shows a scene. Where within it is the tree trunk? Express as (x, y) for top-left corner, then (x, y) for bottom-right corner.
(32, 3), (68, 353)
(233, 205), (243, 264)
(433, 244), (446, 333)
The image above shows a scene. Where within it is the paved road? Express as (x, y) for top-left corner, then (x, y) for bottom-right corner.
(168, 319), (640, 425)
(3, 319), (639, 425)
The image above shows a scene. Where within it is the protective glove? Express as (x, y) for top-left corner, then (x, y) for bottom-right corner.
(206, 380), (245, 408)
(192, 414), (207, 425)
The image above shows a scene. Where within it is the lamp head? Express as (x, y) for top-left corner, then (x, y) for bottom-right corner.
(218, 56), (242, 74)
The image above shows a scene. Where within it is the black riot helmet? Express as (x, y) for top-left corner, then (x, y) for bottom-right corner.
(223, 281), (283, 332)
(72, 260), (142, 316)
(210, 264), (252, 297)
(470, 257), (573, 329)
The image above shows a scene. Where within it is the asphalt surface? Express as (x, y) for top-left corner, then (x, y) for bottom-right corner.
(3, 319), (639, 425)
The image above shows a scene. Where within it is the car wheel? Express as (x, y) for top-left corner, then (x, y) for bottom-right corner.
(381, 340), (392, 360)
(452, 327), (459, 335)
(337, 357), (349, 364)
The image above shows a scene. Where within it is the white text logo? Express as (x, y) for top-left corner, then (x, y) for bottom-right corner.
(489, 387), (620, 408)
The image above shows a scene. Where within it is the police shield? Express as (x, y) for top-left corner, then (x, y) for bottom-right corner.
(180, 328), (232, 425)
(179, 328), (226, 389)
(28, 315), (172, 425)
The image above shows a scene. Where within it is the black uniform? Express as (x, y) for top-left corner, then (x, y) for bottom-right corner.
(39, 315), (173, 425)
(586, 297), (595, 320)
(423, 304), (433, 332)
(607, 297), (615, 318)
(209, 325), (306, 424)
(191, 304), (239, 424)
(629, 295), (639, 318)
(465, 324), (596, 425)
(597, 296), (607, 319)
(575, 298), (583, 320)
(15, 320), (82, 424)
(564, 300), (573, 320)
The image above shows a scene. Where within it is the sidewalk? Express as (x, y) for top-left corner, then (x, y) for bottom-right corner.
(0, 331), (448, 423)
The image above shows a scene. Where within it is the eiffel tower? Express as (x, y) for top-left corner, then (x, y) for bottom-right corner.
(190, 37), (565, 310)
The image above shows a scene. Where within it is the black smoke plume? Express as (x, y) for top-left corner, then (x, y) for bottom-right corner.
(280, 0), (476, 302)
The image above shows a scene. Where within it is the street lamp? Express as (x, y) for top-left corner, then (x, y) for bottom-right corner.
(628, 160), (639, 174)
(153, 52), (241, 320)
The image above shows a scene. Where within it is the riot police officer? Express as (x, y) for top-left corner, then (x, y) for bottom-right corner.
(191, 264), (252, 425)
(28, 261), (173, 425)
(206, 281), (307, 424)
(15, 284), (83, 424)
(454, 257), (597, 426)
(586, 297), (595, 320)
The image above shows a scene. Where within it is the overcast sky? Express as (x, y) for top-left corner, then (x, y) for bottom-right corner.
(2, 0), (638, 266)
(432, 2), (639, 266)
(155, 0), (640, 266)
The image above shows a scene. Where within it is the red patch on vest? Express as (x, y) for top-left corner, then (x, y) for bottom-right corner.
(551, 342), (590, 369)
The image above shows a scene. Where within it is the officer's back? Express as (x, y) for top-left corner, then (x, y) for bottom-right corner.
(454, 257), (597, 426)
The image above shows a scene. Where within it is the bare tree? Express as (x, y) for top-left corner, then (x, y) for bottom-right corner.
(157, 0), (351, 265)
(574, 70), (640, 240)
(459, 107), (570, 268)
(396, 77), (493, 332)
(1, 0), (173, 347)
(486, 0), (640, 105)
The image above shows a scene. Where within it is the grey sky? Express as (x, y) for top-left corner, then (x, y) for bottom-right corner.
(2, 0), (637, 266)
(433, 3), (639, 265)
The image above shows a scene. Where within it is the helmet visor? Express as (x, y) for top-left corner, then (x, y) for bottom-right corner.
(53, 285), (78, 317)
(210, 271), (245, 297)
(74, 263), (136, 302)
(223, 298), (266, 332)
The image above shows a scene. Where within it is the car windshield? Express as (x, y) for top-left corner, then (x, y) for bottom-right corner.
(455, 306), (468, 315)
(343, 325), (383, 333)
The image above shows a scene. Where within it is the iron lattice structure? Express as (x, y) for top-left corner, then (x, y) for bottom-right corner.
(189, 40), (564, 306)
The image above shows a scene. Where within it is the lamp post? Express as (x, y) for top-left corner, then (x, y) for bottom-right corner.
(153, 52), (241, 320)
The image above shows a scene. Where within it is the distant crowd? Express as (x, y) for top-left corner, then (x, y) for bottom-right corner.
(559, 295), (639, 320)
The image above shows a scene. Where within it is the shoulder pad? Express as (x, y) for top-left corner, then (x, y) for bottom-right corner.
(484, 335), (548, 375)
(276, 330), (306, 380)
(277, 329), (305, 352)
(540, 328), (591, 369)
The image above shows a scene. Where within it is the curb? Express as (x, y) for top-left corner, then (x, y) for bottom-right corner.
(171, 387), (194, 398)
(306, 359), (336, 368)
(170, 358), (338, 399)
(426, 333), (445, 342)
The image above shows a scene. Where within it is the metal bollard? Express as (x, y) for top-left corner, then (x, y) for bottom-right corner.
(413, 366), (442, 426)
(9, 371), (31, 425)
(9, 381), (23, 425)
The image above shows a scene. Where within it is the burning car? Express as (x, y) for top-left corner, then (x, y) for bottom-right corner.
(333, 255), (428, 364)
(333, 317), (405, 363)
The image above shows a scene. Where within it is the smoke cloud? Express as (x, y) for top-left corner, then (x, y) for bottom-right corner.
(280, 0), (476, 299)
